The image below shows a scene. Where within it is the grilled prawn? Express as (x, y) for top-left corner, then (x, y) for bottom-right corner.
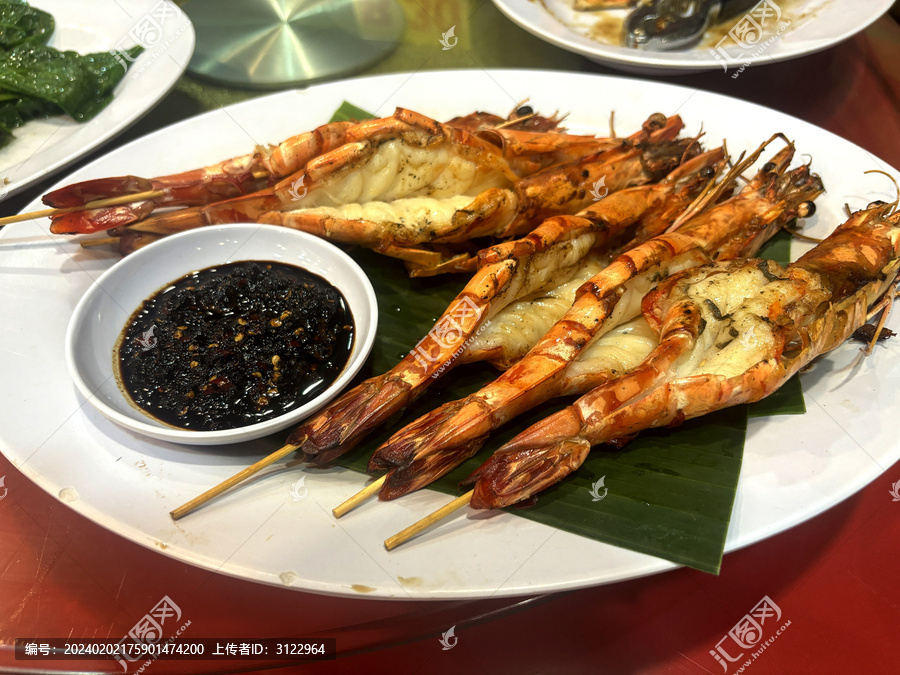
(369, 137), (824, 501)
(260, 113), (691, 274)
(111, 113), (692, 275)
(287, 147), (727, 467)
(468, 200), (900, 509)
(45, 108), (607, 235)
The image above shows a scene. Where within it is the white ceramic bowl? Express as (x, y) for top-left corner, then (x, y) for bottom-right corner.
(65, 224), (377, 445)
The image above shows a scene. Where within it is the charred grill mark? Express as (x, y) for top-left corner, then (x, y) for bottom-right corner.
(621, 255), (638, 275)
(580, 281), (604, 299)
(644, 113), (667, 131)
(852, 323), (896, 343)
(757, 259), (783, 282)
(581, 214), (610, 232)
(704, 299), (724, 320)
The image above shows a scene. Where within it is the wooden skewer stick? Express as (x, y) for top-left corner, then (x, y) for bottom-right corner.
(80, 236), (121, 248)
(170, 443), (300, 520)
(0, 189), (166, 228)
(332, 475), (386, 518)
(384, 490), (473, 551)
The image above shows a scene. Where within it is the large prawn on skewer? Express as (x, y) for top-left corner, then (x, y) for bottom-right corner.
(365, 137), (824, 505)
(107, 112), (692, 275)
(259, 113), (692, 276)
(465, 199), (900, 511)
(43, 107), (604, 235)
(49, 108), (515, 236)
(289, 146), (727, 471)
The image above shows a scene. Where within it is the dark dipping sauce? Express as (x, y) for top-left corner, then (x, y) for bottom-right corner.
(117, 261), (354, 432)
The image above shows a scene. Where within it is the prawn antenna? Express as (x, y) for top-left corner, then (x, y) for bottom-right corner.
(863, 169), (900, 211)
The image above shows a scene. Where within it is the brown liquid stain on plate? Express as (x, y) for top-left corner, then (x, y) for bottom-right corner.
(350, 584), (376, 594)
(397, 575), (424, 587)
(588, 14), (624, 43)
(699, 0), (813, 49)
(173, 523), (207, 547)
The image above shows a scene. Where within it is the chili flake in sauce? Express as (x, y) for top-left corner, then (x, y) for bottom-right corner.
(117, 261), (354, 431)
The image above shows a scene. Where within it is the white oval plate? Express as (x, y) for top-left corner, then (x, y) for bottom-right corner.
(0, 0), (194, 198)
(66, 225), (378, 446)
(1, 70), (898, 599)
(491, 0), (893, 74)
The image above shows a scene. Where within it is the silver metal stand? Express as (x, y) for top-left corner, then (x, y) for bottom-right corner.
(184, 0), (405, 88)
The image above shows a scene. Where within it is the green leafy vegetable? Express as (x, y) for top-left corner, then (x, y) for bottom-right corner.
(0, 44), (143, 122)
(326, 101), (805, 573)
(0, 0), (54, 49)
(0, 2), (143, 149)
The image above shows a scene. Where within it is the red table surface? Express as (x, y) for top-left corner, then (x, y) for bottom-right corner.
(2, 14), (900, 675)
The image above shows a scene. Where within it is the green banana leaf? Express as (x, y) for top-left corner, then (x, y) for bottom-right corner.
(327, 101), (805, 574)
(329, 101), (378, 123)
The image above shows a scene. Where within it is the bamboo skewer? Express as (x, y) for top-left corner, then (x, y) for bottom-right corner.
(384, 490), (473, 551)
(80, 236), (121, 248)
(0, 189), (167, 228)
(332, 475), (386, 518)
(170, 443), (300, 520)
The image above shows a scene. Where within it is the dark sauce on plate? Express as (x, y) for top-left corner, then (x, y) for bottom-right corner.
(117, 261), (354, 432)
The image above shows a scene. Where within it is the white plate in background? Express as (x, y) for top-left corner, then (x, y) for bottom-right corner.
(491, 0), (893, 74)
(0, 0), (194, 198)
